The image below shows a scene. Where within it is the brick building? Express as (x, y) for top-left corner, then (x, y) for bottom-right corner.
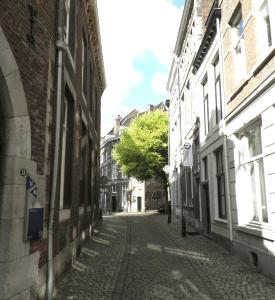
(167, 0), (275, 281)
(0, 0), (105, 298)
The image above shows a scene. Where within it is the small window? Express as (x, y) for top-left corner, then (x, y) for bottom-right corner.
(203, 156), (208, 181)
(230, 6), (246, 84)
(202, 77), (209, 135)
(256, 0), (275, 54)
(213, 56), (223, 123)
(112, 185), (117, 193)
(215, 148), (227, 219)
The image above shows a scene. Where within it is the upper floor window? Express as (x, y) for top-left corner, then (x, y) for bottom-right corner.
(111, 162), (118, 179)
(193, 138), (200, 174)
(64, 0), (76, 59)
(213, 56), (223, 124)
(202, 77), (209, 135)
(230, 7), (246, 84)
(256, 0), (275, 54)
(112, 185), (117, 193)
(82, 34), (88, 101)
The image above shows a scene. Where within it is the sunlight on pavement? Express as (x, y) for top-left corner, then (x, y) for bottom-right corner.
(146, 243), (162, 252)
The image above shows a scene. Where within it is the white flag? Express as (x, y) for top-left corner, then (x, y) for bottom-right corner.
(182, 140), (193, 166)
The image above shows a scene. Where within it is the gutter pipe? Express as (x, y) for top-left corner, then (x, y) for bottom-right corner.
(47, 0), (65, 299)
(216, 16), (233, 242)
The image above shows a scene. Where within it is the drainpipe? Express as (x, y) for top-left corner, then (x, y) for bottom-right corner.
(216, 16), (233, 242)
(47, 0), (65, 299)
(175, 56), (186, 237)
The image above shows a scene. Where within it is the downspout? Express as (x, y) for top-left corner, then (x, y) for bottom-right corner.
(47, 0), (65, 299)
(175, 57), (187, 237)
(216, 16), (233, 242)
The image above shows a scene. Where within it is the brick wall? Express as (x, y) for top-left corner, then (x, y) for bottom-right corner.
(221, 0), (275, 113)
(0, 0), (56, 175)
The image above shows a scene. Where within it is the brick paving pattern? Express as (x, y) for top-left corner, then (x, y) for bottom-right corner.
(55, 212), (275, 299)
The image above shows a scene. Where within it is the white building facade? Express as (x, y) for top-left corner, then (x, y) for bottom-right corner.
(167, 0), (275, 281)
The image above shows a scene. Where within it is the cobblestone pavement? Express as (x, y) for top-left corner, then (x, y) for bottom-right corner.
(55, 212), (275, 300)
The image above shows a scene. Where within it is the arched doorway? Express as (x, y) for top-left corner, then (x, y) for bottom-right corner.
(0, 26), (39, 299)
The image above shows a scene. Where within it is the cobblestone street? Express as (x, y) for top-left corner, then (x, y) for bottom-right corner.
(55, 213), (275, 299)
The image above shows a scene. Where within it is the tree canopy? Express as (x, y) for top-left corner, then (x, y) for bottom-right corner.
(113, 110), (168, 184)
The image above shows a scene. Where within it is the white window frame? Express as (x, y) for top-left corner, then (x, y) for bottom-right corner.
(212, 55), (223, 124)
(64, 0), (70, 44)
(112, 185), (117, 193)
(255, 0), (275, 55)
(202, 76), (209, 135)
(237, 120), (269, 224)
(231, 8), (246, 85)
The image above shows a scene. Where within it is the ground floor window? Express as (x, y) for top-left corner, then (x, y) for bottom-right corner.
(215, 148), (227, 219)
(237, 121), (268, 223)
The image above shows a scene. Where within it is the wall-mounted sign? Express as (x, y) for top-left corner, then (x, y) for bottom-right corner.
(20, 168), (27, 177)
(182, 140), (193, 166)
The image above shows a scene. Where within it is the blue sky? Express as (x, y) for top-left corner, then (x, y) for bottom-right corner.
(124, 50), (168, 111)
(98, 0), (184, 135)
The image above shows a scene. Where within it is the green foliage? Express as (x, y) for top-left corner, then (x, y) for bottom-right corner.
(113, 110), (168, 183)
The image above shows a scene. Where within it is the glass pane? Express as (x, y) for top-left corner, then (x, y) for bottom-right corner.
(247, 125), (262, 157)
(249, 162), (259, 221)
(258, 159), (268, 222)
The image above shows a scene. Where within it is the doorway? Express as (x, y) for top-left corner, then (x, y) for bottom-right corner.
(137, 197), (142, 212)
(112, 196), (117, 211)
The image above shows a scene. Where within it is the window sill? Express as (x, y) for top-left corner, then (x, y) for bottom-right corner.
(214, 218), (228, 224)
(59, 208), (71, 222)
(236, 224), (275, 241)
(227, 46), (275, 104)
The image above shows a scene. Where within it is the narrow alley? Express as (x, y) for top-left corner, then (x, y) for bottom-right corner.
(55, 213), (275, 300)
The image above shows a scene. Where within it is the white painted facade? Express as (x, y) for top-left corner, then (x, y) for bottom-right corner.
(167, 0), (275, 280)
(128, 178), (146, 212)
(167, 0), (213, 227)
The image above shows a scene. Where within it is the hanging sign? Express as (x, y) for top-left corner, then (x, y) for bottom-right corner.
(182, 140), (193, 166)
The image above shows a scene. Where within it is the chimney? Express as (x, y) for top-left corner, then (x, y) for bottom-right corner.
(114, 115), (122, 133)
(147, 104), (153, 112)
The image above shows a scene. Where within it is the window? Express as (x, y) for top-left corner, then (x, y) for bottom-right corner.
(231, 7), (246, 84)
(64, 0), (70, 43)
(238, 121), (268, 223)
(80, 122), (88, 206)
(215, 148), (227, 219)
(111, 162), (118, 179)
(202, 77), (209, 135)
(213, 56), (223, 124)
(60, 89), (74, 209)
(112, 185), (117, 193)
(257, 0), (275, 53)
(186, 167), (193, 207)
(203, 156), (208, 181)
(193, 138), (200, 174)
(82, 32), (89, 101)
(64, 0), (76, 58)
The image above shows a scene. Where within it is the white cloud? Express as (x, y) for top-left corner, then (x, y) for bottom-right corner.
(151, 72), (169, 95)
(98, 0), (183, 135)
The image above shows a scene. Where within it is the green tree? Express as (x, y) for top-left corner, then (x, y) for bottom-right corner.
(113, 110), (168, 210)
